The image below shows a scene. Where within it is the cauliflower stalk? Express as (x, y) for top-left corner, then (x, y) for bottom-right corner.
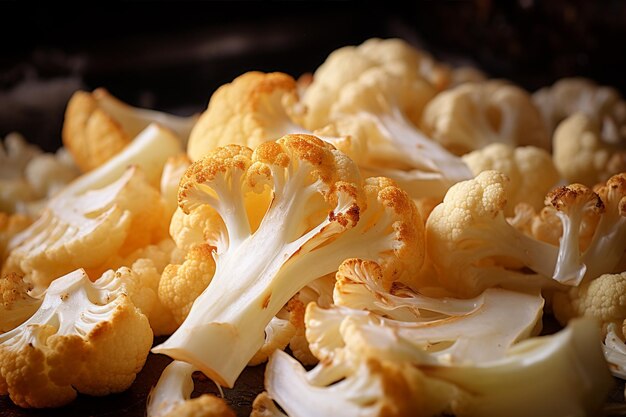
(260, 315), (611, 417)
(0, 268), (153, 408)
(152, 134), (423, 389)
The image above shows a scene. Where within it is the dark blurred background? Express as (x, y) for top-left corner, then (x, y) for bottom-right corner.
(1, 1), (626, 152)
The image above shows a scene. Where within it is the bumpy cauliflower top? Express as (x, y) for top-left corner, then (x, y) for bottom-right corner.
(422, 81), (551, 155)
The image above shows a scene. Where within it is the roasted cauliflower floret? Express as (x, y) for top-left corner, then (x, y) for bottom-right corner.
(63, 88), (197, 172)
(0, 269), (153, 408)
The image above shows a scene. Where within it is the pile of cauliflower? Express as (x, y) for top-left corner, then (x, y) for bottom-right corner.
(1, 38), (626, 417)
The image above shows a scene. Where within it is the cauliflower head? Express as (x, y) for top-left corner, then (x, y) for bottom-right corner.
(553, 112), (626, 186)
(422, 81), (551, 156)
(462, 143), (560, 215)
(152, 134), (424, 388)
(3, 165), (168, 292)
(0, 268), (152, 408)
(63, 88), (197, 172)
(187, 71), (306, 161)
(301, 38), (448, 129)
(425, 170), (560, 296)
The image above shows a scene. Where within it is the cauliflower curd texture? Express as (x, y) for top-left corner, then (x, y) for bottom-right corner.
(1, 37), (625, 417)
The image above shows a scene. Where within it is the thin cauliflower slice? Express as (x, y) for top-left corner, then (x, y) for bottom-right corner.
(462, 143), (560, 215)
(3, 165), (167, 293)
(3, 124), (181, 293)
(307, 287), (543, 369)
(187, 71), (307, 161)
(152, 134), (424, 388)
(263, 312), (610, 417)
(63, 88), (197, 172)
(0, 268), (153, 408)
(421, 81), (551, 156)
(553, 112), (626, 186)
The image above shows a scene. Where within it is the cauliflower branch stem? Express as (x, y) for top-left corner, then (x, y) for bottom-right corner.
(154, 163), (362, 387)
(459, 215), (560, 282)
(376, 107), (473, 185)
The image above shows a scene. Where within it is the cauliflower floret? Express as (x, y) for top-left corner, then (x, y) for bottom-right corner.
(0, 273), (39, 333)
(0, 268), (153, 408)
(533, 77), (626, 134)
(462, 143), (560, 215)
(261, 314), (610, 417)
(3, 125), (182, 293)
(553, 112), (626, 186)
(421, 81), (551, 155)
(3, 166), (168, 292)
(301, 38), (449, 130)
(553, 272), (626, 333)
(152, 134), (424, 389)
(159, 243), (216, 326)
(63, 88), (197, 172)
(187, 72), (306, 161)
(160, 155), (192, 220)
(425, 170), (560, 296)
(0, 133), (80, 215)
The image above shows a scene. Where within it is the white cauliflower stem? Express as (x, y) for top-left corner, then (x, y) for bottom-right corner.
(152, 134), (422, 388)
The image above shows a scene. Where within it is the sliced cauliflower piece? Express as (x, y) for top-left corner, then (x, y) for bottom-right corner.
(0, 268), (153, 408)
(315, 63), (472, 199)
(263, 315), (610, 417)
(152, 134), (424, 388)
(63, 88), (197, 172)
(462, 143), (560, 215)
(3, 165), (168, 293)
(422, 81), (551, 155)
(553, 112), (626, 186)
(553, 271), (626, 333)
(2, 125), (181, 293)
